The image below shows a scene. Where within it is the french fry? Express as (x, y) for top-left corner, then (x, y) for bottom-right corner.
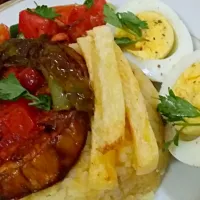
(114, 44), (159, 175)
(77, 26), (125, 190)
(77, 36), (94, 84)
(131, 63), (159, 110)
(87, 26), (125, 153)
(130, 63), (163, 143)
(78, 36), (118, 188)
(68, 43), (83, 56)
(130, 63), (170, 175)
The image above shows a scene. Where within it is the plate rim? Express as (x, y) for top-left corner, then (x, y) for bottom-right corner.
(0, 0), (23, 11)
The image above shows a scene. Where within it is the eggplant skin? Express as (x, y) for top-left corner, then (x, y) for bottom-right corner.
(0, 0), (8, 3)
(0, 39), (92, 199)
(0, 111), (89, 200)
(0, 38), (94, 112)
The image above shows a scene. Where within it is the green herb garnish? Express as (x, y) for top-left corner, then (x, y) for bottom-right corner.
(17, 33), (25, 39)
(158, 89), (200, 122)
(10, 24), (19, 38)
(28, 94), (51, 111)
(158, 88), (200, 149)
(104, 4), (122, 28)
(107, 3), (117, 11)
(0, 73), (26, 100)
(0, 74), (51, 111)
(104, 3), (148, 45)
(117, 12), (148, 37)
(164, 131), (180, 150)
(84, 0), (94, 9)
(27, 1), (60, 20)
(114, 37), (136, 46)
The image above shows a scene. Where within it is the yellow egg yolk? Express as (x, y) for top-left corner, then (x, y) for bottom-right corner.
(173, 62), (200, 137)
(115, 11), (175, 60)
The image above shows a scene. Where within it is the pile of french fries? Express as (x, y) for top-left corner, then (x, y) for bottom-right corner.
(70, 26), (159, 191)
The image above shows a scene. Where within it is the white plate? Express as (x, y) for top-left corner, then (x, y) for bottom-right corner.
(0, 0), (200, 199)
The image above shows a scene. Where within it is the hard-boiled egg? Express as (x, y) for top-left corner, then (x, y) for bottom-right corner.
(116, 11), (175, 60)
(160, 50), (200, 167)
(116, 0), (193, 82)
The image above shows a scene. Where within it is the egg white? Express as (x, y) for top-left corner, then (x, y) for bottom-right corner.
(117, 0), (193, 82)
(160, 50), (200, 167)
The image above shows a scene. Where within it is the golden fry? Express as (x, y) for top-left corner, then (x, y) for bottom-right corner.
(88, 26), (125, 152)
(114, 44), (159, 175)
(68, 43), (83, 55)
(77, 36), (94, 84)
(78, 27), (125, 190)
(131, 63), (159, 110)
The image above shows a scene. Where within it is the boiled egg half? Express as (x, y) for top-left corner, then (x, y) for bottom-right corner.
(160, 50), (200, 167)
(116, 0), (193, 82)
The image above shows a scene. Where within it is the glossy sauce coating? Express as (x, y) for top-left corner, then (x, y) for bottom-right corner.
(0, 43), (92, 199)
(0, 110), (89, 199)
(0, 39), (94, 112)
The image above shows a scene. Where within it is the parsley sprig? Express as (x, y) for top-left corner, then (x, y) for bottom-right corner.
(0, 73), (51, 111)
(84, 0), (94, 9)
(114, 37), (136, 46)
(104, 4), (148, 46)
(27, 2), (60, 20)
(158, 88), (200, 149)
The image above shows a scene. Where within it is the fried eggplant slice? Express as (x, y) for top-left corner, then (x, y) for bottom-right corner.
(0, 38), (93, 112)
(0, 111), (89, 200)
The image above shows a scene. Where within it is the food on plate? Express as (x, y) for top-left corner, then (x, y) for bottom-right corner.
(114, 0), (193, 82)
(0, 37), (92, 199)
(78, 27), (125, 190)
(0, 23), (9, 44)
(0, 38), (93, 112)
(116, 11), (175, 60)
(22, 25), (168, 200)
(0, 24), (169, 199)
(159, 50), (200, 167)
(4, 0), (106, 43)
(114, 44), (159, 175)
(103, 3), (149, 47)
(0, 0), (171, 199)
(0, 0), (195, 84)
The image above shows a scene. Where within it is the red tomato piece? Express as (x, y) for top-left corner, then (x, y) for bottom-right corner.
(2, 67), (21, 78)
(67, 19), (91, 41)
(3, 67), (44, 94)
(67, 5), (87, 24)
(93, 0), (106, 10)
(55, 5), (75, 24)
(19, 0), (105, 42)
(0, 99), (38, 121)
(66, 0), (106, 42)
(89, 0), (106, 26)
(0, 24), (10, 44)
(18, 68), (45, 93)
(19, 10), (59, 38)
(0, 120), (13, 155)
(4, 107), (34, 139)
(0, 99), (39, 140)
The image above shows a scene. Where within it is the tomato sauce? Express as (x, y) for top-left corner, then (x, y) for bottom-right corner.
(0, 67), (49, 163)
(18, 0), (106, 43)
